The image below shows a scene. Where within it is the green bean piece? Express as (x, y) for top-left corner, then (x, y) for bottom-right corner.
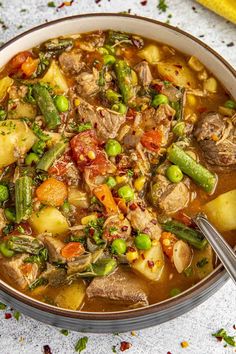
(4, 207), (16, 222)
(25, 152), (40, 166)
(167, 144), (216, 193)
(36, 141), (68, 172)
(32, 84), (61, 130)
(42, 38), (73, 53)
(32, 140), (46, 156)
(163, 220), (208, 250)
(15, 176), (33, 223)
(107, 31), (131, 45)
(0, 242), (15, 258)
(114, 60), (135, 104)
(0, 184), (9, 202)
(92, 258), (117, 276)
(29, 277), (48, 290)
(8, 236), (44, 255)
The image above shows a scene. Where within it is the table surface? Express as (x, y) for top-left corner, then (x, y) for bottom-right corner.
(0, 0), (236, 353)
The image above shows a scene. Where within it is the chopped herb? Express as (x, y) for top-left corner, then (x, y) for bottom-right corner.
(2, 224), (14, 236)
(76, 122), (92, 133)
(60, 329), (69, 336)
(184, 266), (193, 277)
(85, 218), (105, 245)
(17, 225), (25, 234)
(157, 0), (168, 12)
(0, 109), (7, 121)
(31, 122), (51, 141)
(127, 169), (134, 177)
(109, 226), (118, 235)
(48, 1), (56, 7)
(33, 52), (51, 78)
(75, 336), (88, 353)
(29, 277), (47, 290)
(13, 311), (21, 321)
(112, 345), (117, 353)
(24, 248), (48, 266)
(0, 302), (6, 310)
(20, 8), (27, 12)
(197, 257), (208, 268)
(212, 328), (236, 347)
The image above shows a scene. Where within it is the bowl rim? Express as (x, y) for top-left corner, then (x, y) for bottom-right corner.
(0, 13), (234, 320)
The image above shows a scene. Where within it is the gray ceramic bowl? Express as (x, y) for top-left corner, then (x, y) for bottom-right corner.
(0, 14), (235, 333)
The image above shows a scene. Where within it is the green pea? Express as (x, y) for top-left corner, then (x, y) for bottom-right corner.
(106, 176), (117, 189)
(105, 139), (122, 157)
(104, 44), (115, 54)
(54, 95), (69, 112)
(112, 103), (127, 114)
(25, 152), (40, 166)
(4, 207), (16, 223)
(98, 47), (109, 55)
(224, 100), (236, 110)
(0, 185), (9, 202)
(135, 233), (151, 250)
(166, 165), (183, 183)
(118, 185), (134, 202)
(105, 89), (121, 103)
(103, 54), (116, 65)
(172, 122), (185, 137)
(111, 238), (127, 255)
(32, 140), (46, 156)
(152, 94), (169, 108)
(170, 288), (181, 297)
(0, 243), (15, 258)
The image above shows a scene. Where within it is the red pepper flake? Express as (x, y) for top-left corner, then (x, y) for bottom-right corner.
(57, 0), (73, 9)
(141, 253), (145, 260)
(140, 0), (147, 5)
(120, 341), (132, 352)
(101, 195), (105, 201)
(127, 246), (135, 252)
(147, 260), (154, 268)
(121, 226), (128, 232)
(167, 352), (172, 354)
(129, 203), (137, 211)
(5, 313), (12, 319)
(43, 345), (52, 354)
(197, 107), (207, 113)
(151, 219), (157, 225)
(95, 0), (101, 3)
(126, 108), (136, 120)
(89, 228), (95, 236)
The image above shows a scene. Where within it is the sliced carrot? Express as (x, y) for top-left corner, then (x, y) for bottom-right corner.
(93, 184), (118, 214)
(61, 242), (85, 259)
(160, 232), (178, 259)
(140, 130), (162, 152)
(114, 197), (128, 215)
(36, 177), (67, 207)
(21, 57), (39, 77)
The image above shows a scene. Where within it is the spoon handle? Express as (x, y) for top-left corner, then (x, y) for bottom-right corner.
(195, 214), (236, 285)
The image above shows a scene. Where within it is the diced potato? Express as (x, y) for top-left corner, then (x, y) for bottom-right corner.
(46, 132), (62, 148)
(186, 94), (197, 107)
(0, 120), (36, 168)
(29, 207), (69, 235)
(203, 189), (236, 231)
(188, 56), (204, 72)
(40, 60), (68, 94)
(197, 69), (208, 81)
(55, 280), (86, 310)
(68, 187), (89, 208)
(173, 240), (192, 273)
(203, 77), (218, 93)
(192, 244), (214, 280)
(132, 242), (164, 281)
(157, 58), (197, 88)
(138, 44), (161, 65)
(218, 106), (235, 117)
(0, 76), (14, 102)
(8, 101), (36, 120)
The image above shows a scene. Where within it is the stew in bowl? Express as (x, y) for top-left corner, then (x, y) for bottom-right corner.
(0, 29), (235, 313)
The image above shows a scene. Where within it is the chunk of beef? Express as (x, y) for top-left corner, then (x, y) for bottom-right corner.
(150, 175), (190, 214)
(79, 32), (105, 51)
(127, 203), (162, 240)
(86, 267), (149, 307)
(103, 215), (131, 242)
(41, 263), (67, 286)
(67, 254), (92, 275)
(194, 112), (236, 168)
(135, 61), (153, 86)
(0, 254), (39, 289)
(77, 98), (126, 140)
(141, 104), (175, 146)
(42, 235), (66, 263)
(59, 50), (84, 75)
(76, 68), (100, 98)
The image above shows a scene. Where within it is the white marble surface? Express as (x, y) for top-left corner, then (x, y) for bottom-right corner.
(0, 0), (236, 353)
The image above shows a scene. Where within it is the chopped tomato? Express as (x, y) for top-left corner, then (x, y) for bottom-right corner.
(21, 57), (39, 77)
(140, 130), (162, 152)
(174, 211), (195, 227)
(48, 151), (72, 176)
(61, 242), (85, 259)
(7, 51), (32, 74)
(70, 130), (99, 171)
(87, 150), (114, 177)
(126, 108), (137, 120)
(160, 231), (178, 259)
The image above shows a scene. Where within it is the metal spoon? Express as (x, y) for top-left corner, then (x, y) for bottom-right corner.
(195, 214), (236, 285)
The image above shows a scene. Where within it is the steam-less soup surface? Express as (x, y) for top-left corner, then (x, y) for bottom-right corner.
(0, 30), (235, 312)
